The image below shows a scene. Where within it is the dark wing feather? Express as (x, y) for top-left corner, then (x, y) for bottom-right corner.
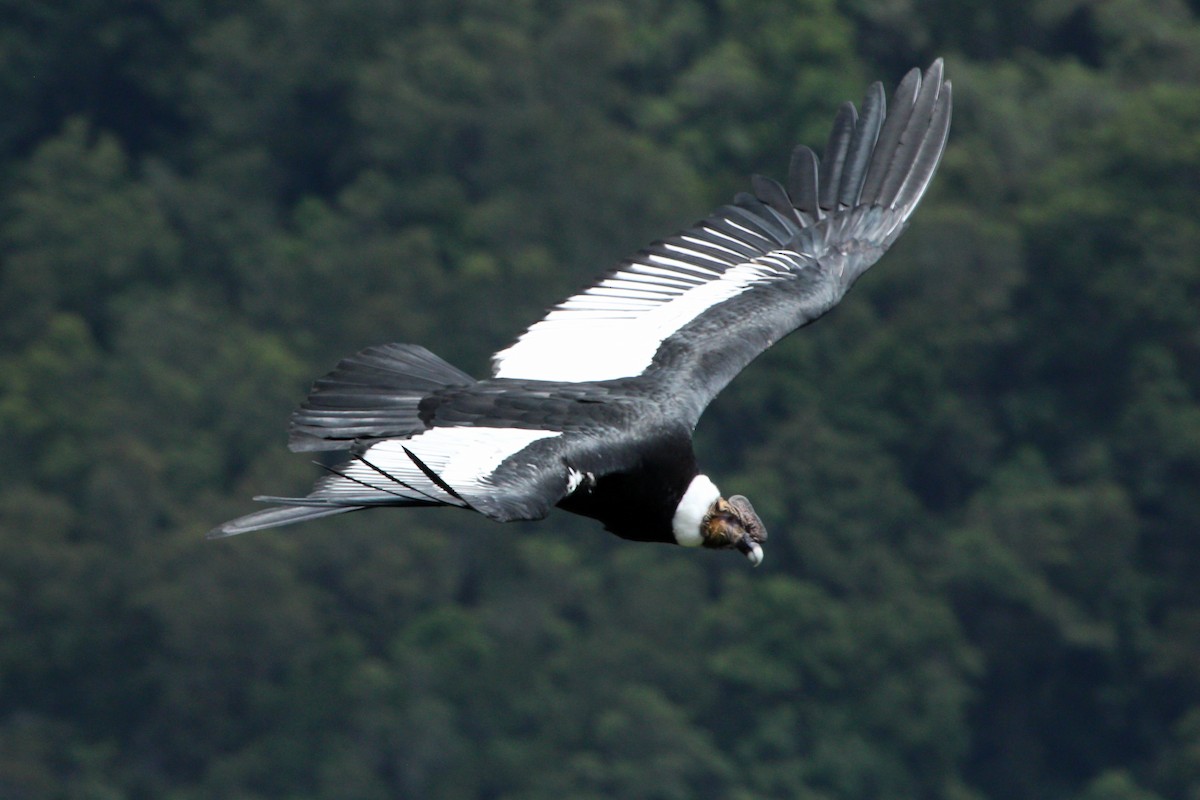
(837, 81), (885, 208)
(860, 63), (925, 203)
(750, 174), (795, 220)
(818, 102), (858, 211)
(892, 67), (953, 214)
(787, 145), (822, 224)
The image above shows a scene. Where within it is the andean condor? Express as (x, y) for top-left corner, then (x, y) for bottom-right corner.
(211, 61), (953, 567)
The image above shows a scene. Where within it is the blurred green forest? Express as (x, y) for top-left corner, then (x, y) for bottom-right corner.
(1, 0), (1199, 798)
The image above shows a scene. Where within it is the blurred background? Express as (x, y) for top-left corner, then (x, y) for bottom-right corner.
(1, 1), (1198, 798)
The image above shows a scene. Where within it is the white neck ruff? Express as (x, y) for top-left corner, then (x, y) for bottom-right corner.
(672, 474), (720, 547)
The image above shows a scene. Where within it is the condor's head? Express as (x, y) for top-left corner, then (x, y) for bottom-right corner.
(672, 475), (769, 566)
(700, 495), (768, 566)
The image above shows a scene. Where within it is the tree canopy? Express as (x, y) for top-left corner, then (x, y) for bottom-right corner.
(1, 1), (1199, 798)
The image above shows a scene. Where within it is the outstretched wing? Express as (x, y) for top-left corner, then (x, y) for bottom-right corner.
(491, 60), (951, 424)
(209, 425), (585, 537)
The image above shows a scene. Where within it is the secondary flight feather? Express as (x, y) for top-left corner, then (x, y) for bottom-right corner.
(211, 60), (953, 566)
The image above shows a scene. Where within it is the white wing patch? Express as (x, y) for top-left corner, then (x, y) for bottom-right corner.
(492, 232), (807, 382)
(313, 427), (561, 504)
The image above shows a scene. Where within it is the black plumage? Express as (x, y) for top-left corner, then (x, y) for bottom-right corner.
(211, 61), (953, 566)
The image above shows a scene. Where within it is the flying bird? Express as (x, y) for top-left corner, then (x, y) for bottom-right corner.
(211, 61), (952, 566)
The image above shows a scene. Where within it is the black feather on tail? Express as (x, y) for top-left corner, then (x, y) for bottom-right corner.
(288, 343), (474, 452)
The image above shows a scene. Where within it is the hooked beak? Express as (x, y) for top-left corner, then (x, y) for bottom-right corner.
(736, 535), (764, 567)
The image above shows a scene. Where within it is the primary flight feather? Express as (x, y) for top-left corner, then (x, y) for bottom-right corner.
(211, 60), (953, 566)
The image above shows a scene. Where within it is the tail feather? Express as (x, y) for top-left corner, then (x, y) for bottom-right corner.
(207, 503), (362, 538)
(289, 343), (474, 452)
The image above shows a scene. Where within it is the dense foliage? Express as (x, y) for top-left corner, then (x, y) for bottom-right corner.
(1, 1), (1199, 798)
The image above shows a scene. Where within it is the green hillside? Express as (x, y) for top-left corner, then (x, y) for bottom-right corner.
(1, 1), (1198, 798)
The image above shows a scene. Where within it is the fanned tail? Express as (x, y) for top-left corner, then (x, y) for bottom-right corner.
(288, 343), (474, 452)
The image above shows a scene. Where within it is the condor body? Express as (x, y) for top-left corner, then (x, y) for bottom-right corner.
(211, 61), (953, 566)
